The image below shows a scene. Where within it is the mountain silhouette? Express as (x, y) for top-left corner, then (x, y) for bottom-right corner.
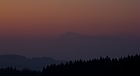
(60, 31), (85, 39)
(47, 32), (140, 60)
(0, 55), (65, 71)
(0, 32), (140, 60)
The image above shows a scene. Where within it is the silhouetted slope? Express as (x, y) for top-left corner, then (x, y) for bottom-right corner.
(42, 54), (140, 76)
(0, 67), (41, 76)
(0, 54), (140, 76)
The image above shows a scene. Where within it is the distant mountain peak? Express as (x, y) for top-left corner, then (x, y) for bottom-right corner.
(63, 31), (80, 35)
(60, 32), (84, 38)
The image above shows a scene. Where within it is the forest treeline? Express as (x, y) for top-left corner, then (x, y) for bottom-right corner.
(0, 67), (41, 76)
(1, 54), (140, 76)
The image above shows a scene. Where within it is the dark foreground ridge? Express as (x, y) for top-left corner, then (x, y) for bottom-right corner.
(0, 54), (140, 76)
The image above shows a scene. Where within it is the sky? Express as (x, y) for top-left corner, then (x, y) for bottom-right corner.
(0, 0), (140, 38)
(0, 0), (140, 60)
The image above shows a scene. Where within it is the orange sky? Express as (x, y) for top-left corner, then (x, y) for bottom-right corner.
(0, 0), (140, 38)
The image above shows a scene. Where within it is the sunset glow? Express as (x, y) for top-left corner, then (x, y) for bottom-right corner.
(0, 0), (139, 38)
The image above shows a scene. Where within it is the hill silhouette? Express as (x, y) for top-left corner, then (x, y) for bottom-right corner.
(1, 54), (140, 76)
(42, 54), (140, 76)
(0, 55), (65, 71)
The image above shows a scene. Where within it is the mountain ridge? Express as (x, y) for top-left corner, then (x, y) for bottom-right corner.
(0, 32), (140, 60)
(0, 55), (65, 71)
(47, 32), (140, 60)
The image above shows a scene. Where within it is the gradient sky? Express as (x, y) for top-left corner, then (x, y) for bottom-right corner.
(0, 0), (140, 38)
(0, 0), (140, 60)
